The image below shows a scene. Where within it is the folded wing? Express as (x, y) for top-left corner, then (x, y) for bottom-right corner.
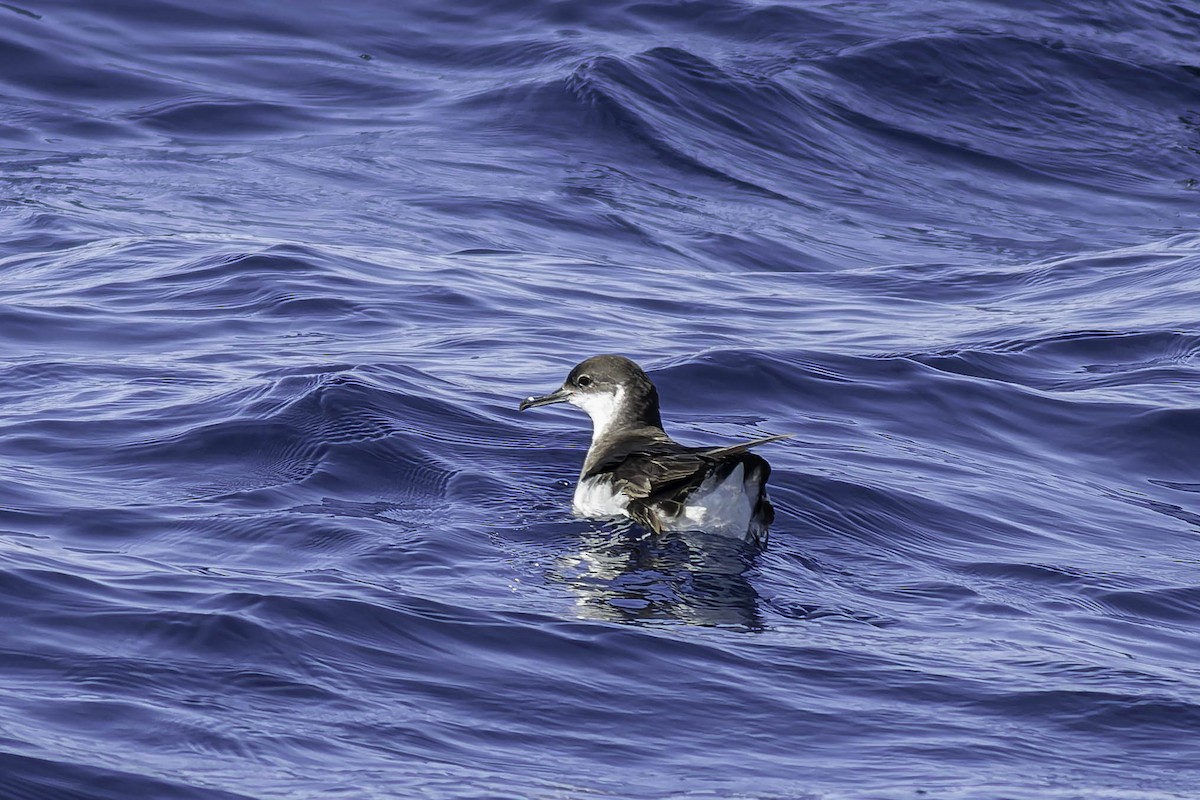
(585, 433), (791, 534)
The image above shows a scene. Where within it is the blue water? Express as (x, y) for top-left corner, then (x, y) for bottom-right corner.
(3, 1), (1200, 797)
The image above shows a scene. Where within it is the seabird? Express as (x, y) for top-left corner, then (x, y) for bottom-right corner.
(519, 355), (789, 545)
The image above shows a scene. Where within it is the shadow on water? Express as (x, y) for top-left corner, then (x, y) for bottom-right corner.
(548, 522), (764, 630)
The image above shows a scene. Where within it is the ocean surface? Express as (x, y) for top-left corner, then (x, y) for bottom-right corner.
(3, 1), (1200, 798)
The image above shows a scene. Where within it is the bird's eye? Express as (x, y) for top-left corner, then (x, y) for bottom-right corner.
(577, 375), (593, 388)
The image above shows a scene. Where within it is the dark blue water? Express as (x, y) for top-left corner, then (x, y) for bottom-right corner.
(3, 1), (1200, 797)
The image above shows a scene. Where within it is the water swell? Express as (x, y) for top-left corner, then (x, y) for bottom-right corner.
(4, 0), (1200, 797)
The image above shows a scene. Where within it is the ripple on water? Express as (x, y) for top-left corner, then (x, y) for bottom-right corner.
(3, 0), (1200, 798)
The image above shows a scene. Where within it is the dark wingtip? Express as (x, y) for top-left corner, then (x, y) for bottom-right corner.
(700, 433), (793, 460)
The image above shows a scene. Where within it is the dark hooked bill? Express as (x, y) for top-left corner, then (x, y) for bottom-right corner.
(518, 387), (570, 411)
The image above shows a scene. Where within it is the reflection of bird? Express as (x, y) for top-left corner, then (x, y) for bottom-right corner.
(554, 527), (764, 629)
(519, 355), (789, 545)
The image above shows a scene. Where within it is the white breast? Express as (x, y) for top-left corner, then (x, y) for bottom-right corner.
(572, 475), (629, 518)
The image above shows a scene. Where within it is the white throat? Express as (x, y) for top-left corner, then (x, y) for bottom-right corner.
(569, 386), (626, 444)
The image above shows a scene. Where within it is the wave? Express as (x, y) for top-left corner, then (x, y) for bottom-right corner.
(3, 1), (1200, 797)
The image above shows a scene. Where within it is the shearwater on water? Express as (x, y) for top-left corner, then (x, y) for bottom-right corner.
(520, 355), (789, 544)
(5, 0), (1200, 796)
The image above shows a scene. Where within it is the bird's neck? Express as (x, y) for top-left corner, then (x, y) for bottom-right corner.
(577, 385), (665, 446)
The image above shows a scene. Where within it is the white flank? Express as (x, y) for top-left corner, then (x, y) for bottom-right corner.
(572, 463), (758, 540)
(661, 462), (753, 538)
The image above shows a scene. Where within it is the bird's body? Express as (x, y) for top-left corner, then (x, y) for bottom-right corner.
(519, 355), (788, 545)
